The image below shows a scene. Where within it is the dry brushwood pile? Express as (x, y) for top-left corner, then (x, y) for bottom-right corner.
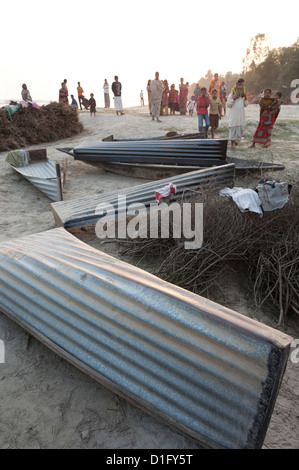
(117, 190), (299, 327)
(0, 102), (84, 152)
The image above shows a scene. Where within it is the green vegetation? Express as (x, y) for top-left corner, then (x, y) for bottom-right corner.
(190, 36), (299, 102)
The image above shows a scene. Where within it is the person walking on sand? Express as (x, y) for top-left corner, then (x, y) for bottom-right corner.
(77, 82), (84, 110)
(111, 76), (124, 115)
(194, 83), (201, 102)
(103, 79), (110, 108)
(168, 83), (177, 115)
(89, 93), (96, 116)
(146, 80), (151, 114)
(208, 73), (222, 100)
(249, 89), (282, 149)
(161, 80), (169, 115)
(178, 78), (188, 115)
(150, 72), (163, 122)
(209, 89), (222, 138)
(140, 90), (144, 106)
(226, 81), (248, 149)
(197, 87), (210, 137)
(187, 95), (196, 117)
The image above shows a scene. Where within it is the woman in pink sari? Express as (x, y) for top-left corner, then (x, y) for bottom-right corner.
(178, 78), (188, 115)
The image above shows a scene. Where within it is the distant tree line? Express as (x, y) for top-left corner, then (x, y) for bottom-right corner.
(189, 35), (299, 103)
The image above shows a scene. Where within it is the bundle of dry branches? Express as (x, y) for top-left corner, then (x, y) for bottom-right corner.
(117, 190), (299, 326)
(0, 102), (84, 151)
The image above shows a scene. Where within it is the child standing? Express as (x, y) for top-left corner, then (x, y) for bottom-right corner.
(197, 87), (210, 137)
(209, 89), (222, 138)
(187, 95), (196, 116)
(263, 91), (283, 124)
(89, 93), (96, 116)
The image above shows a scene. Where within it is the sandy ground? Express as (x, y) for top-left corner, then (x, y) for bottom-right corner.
(0, 104), (298, 449)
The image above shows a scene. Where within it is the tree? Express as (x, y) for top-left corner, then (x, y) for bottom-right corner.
(242, 33), (270, 73)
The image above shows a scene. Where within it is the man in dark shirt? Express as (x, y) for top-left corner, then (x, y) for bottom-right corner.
(111, 76), (124, 115)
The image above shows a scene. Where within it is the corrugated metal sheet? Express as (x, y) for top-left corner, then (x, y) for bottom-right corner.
(0, 228), (292, 449)
(9, 159), (62, 201)
(102, 132), (206, 141)
(67, 138), (228, 166)
(51, 163), (235, 228)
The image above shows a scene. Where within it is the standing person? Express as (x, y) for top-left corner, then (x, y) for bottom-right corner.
(89, 93), (96, 116)
(178, 78), (188, 115)
(208, 73), (222, 101)
(187, 95), (196, 117)
(140, 90), (144, 106)
(21, 84), (33, 102)
(194, 83), (201, 102)
(111, 76), (124, 115)
(226, 81), (248, 149)
(231, 78), (246, 95)
(77, 82), (84, 110)
(59, 82), (68, 105)
(161, 80), (169, 115)
(249, 89), (281, 148)
(263, 91), (283, 123)
(168, 83), (177, 115)
(146, 80), (151, 114)
(209, 89), (222, 138)
(221, 81), (227, 96)
(222, 89), (227, 116)
(62, 79), (69, 104)
(103, 79), (110, 108)
(197, 87), (210, 137)
(150, 72), (163, 122)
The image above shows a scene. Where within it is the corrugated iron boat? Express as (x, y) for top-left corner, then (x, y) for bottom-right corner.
(57, 137), (284, 180)
(6, 149), (64, 201)
(0, 227), (293, 449)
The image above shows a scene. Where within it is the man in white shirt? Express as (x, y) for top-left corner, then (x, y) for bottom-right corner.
(103, 79), (110, 108)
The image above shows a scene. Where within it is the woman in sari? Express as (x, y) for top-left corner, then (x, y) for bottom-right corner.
(178, 78), (188, 115)
(249, 88), (277, 148)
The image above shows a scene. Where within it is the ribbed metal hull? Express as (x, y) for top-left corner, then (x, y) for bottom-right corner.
(51, 164), (235, 228)
(101, 132), (206, 141)
(67, 139), (228, 166)
(8, 159), (61, 201)
(0, 228), (292, 448)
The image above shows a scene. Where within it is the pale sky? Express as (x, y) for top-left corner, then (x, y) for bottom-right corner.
(1, 0), (298, 107)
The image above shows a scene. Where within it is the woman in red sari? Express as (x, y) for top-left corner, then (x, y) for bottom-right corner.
(249, 88), (277, 148)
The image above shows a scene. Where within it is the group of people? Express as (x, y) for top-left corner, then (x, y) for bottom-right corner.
(226, 78), (283, 149)
(22, 71), (283, 148)
(58, 80), (96, 116)
(59, 77), (125, 116)
(146, 72), (226, 137)
(146, 71), (282, 148)
(146, 76), (193, 119)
